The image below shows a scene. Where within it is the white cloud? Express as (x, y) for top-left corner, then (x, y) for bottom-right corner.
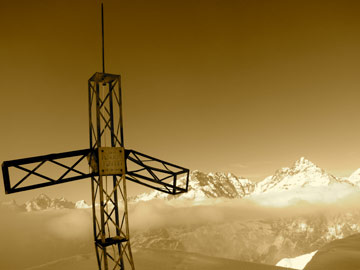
(249, 183), (358, 207)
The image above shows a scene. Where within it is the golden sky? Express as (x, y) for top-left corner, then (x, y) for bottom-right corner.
(1, 0), (360, 202)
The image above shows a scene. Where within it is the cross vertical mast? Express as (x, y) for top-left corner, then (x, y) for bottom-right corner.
(87, 4), (134, 269)
(101, 3), (105, 74)
(89, 73), (135, 269)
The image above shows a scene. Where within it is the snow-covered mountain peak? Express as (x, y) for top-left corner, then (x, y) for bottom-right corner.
(25, 194), (75, 212)
(254, 158), (340, 194)
(75, 200), (91, 209)
(26, 193), (52, 209)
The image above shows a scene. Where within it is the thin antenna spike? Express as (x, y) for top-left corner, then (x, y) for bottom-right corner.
(101, 3), (105, 74)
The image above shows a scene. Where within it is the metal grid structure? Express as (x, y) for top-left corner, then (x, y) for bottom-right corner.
(88, 72), (134, 269)
(126, 149), (189, 194)
(1, 4), (189, 269)
(2, 149), (92, 194)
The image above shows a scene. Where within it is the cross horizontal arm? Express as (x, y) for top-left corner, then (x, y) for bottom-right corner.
(2, 149), (94, 194)
(2, 148), (190, 196)
(125, 149), (189, 195)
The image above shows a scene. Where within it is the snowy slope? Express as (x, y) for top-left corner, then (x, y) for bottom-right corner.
(276, 250), (317, 269)
(348, 168), (360, 186)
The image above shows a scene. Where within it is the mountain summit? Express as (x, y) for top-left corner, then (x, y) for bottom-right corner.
(293, 157), (318, 171)
(254, 157), (341, 194)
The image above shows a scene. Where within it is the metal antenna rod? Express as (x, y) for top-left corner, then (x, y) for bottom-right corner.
(101, 3), (105, 73)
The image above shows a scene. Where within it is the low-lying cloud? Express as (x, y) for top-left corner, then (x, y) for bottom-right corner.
(250, 183), (358, 207)
(129, 186), (360, 231)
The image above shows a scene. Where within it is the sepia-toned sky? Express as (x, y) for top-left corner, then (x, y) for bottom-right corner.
(1, 0), (360, 202)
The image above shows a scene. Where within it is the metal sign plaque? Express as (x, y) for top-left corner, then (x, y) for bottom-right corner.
(98, 147), (124, 176)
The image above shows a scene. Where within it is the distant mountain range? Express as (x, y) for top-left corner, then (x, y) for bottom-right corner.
(135, 157), (360, 202)
(1, 194), (91, 212)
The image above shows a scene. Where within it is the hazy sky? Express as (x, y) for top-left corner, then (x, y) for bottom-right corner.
(1, 0), (360, 202)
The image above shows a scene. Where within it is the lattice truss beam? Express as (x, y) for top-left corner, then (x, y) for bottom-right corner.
(126, 149), (189, 194)
(2, 149), (93, 194)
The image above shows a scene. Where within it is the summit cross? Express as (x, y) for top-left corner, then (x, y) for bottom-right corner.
(1, 4), (189, 270)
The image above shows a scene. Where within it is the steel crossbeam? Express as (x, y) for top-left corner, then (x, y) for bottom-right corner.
(2, 149), (93, 194)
